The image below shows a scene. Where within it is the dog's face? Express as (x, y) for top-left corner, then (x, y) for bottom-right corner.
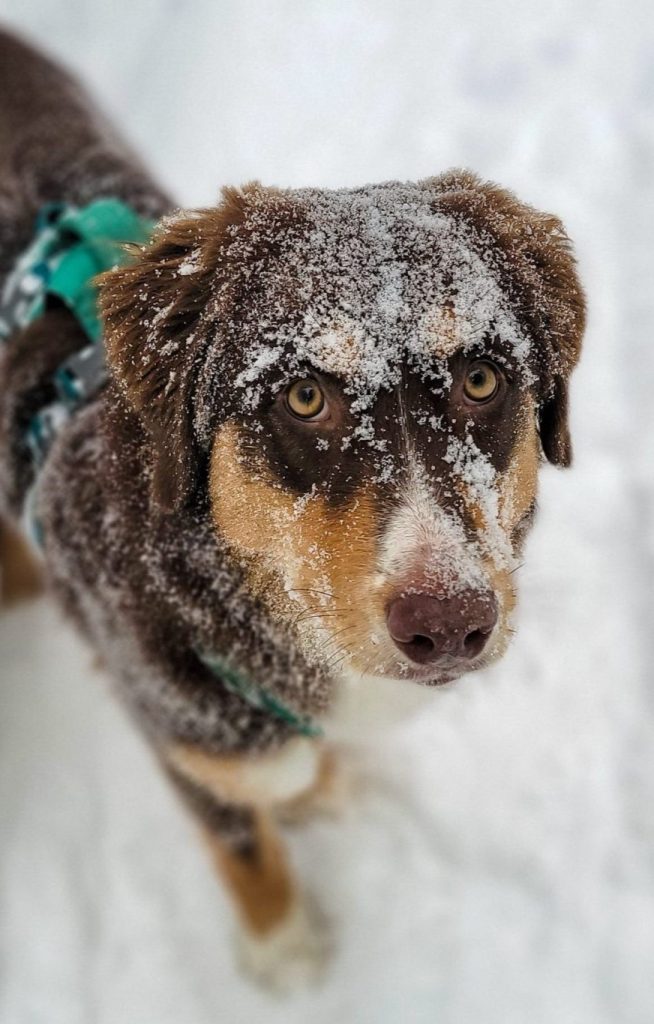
(101, 172), (584, 688)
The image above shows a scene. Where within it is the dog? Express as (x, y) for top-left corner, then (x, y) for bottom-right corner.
(0, 28), (585, 990)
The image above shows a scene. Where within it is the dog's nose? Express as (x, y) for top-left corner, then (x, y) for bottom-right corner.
(386, 589), (498, 666)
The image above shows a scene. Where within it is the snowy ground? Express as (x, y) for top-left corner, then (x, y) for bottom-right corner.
(1, 2), (654, 1022)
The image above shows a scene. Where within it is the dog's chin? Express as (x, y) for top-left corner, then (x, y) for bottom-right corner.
(359, 627), (509, 688)
(340, 656), (468, 689)
(385, 664), (464, 688)
(320, 627), (508, 690)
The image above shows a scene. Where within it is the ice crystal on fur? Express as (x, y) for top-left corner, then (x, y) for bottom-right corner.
(228, 182), (534, 428)
(443, 433), (513, 568)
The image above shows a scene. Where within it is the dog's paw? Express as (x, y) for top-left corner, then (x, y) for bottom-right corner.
(235, 899), (331, 994)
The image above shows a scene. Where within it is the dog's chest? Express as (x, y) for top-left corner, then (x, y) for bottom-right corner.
(319, 669), (434, 743)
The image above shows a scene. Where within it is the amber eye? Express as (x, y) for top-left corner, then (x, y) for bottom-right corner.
(463, 360), (500, 403)
(286, 378), (326, 419)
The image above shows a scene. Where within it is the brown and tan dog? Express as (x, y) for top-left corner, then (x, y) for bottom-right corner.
(0, 29), (585, 989)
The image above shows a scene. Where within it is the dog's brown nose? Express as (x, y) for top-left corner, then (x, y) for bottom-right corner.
(386, 589), (498, 666)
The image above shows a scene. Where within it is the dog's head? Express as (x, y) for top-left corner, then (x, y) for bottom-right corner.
(101, 171), (585, 687)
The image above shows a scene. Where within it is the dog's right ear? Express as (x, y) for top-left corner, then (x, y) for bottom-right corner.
(538, 377), (573, 467)
(427, 169), (586, 469)
(99, 188), (251, 512)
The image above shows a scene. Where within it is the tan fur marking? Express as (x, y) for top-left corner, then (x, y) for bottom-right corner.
(167, 738), (322, 808)
(169, 740), (343, 825)
(498, 416), (540, 532)
(457, 424), (538, 542)
(169, 744), (266, 806)
(210, 424), (381, 672)
(491, 421), (540, 654)
(202, 810), (297, 935)
(454, 411), (539, 543)
(0, 517), (43, 607)
(452, 415), (539, 659)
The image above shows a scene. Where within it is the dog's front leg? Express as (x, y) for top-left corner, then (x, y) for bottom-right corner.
(164, 739), (331, 991)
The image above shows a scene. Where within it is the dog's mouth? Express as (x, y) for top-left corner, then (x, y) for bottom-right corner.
(288, 569), (507, 690)
(356, 651), (488, 688)
(396, 660), (473, 686)
(328, 611), (500, 690)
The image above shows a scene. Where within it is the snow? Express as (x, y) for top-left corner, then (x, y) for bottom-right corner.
(2, 1), (654, 1021)
(224, 183), (534, 419)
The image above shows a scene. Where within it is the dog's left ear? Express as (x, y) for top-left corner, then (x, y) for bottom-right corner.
(430, 170), (586, 467)
(99, 189), (251, 511)
(537, 377), (572, 467)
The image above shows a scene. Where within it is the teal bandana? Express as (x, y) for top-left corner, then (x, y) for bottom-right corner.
(0, 198), (155, 469)
(0, 197), (154, 344)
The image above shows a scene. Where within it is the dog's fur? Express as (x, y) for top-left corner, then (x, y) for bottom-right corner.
(0, 30), (585, 989)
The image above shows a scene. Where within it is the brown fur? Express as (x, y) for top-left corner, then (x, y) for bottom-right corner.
(171, 742), (337, 933)
(203, 810), (296, 935)
(170, 746), (299, 932)
(100, 185), (291, 511)
(432, 170), (586, 380)
(0, 516), (43, 605)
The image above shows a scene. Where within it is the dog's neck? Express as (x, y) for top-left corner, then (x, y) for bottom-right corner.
(197, 648), (324, 738)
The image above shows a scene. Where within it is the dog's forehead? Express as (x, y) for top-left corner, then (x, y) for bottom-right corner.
(231, 182), (533, 408)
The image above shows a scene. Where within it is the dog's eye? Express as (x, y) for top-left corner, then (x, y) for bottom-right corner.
(286, 378), (326, 419)
(463, 360), (500, 404)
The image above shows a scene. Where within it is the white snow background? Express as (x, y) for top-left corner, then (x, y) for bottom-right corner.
(1, 2), (653, 1022)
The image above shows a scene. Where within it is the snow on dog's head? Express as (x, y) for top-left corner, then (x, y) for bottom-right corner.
(101, 170), (585, 685)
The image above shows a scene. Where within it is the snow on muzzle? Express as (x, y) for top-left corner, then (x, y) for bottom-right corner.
(377, 460), (500, 670)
